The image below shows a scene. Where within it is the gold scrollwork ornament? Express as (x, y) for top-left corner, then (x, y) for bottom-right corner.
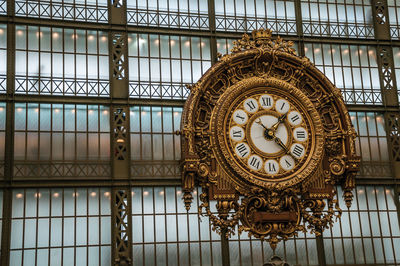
(181, 28), (360, 249)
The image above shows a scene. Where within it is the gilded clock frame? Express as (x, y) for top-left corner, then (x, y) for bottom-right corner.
(180, 29), (360, 248)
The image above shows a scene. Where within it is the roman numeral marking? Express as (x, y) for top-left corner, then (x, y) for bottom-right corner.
(296, 131), (306, 139)
(268, 162), (276, 172)
(280, 102), (286, 110)
(246, 101), (256, 110)
(290, 114), (300, 123)
(261, 97), (271, 106)
(232, 130), (242, 138)
(236, 143), (248, 157)
(236, 114), (245, 121)
(285, 159), (292, 167)
(292, 145), (304, 157)
(249, 157), (260, 169)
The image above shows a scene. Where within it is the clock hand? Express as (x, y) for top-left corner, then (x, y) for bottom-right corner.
(270, 113), (287, 132)
(255, 118), (268, 130)
(273, 136), (289, 153)
(273, 135), (299, 163)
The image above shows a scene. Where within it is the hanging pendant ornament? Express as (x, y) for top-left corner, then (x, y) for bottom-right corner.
(180, 29), (360, 249)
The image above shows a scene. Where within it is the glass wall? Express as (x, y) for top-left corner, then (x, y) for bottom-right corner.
(0, 0), (399, 265)
(128, 33), (211, 99)
(15, 26), (109, 96)
(14, 103), (111, 179)
(10, 188), (111, 265)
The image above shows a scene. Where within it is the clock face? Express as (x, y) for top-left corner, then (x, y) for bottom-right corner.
(224, 88), (316, 182)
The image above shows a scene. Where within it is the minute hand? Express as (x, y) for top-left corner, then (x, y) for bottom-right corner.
(273, 136), (289, 153)
(271, 113), (287, 132)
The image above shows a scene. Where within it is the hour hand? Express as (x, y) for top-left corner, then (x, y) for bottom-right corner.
(271, 113), (287, 131)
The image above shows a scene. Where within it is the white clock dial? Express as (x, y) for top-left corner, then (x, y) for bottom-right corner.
(233, 109), (248, 125)
(288, 111), (302, 126)
(229, 126), (245, 142)
(265, 159), (279, 175)
(259, 94), (274, 110)
(243, 98), (259, 113)
(249, 115), (288, 154)
(247, 155), (263, 171)
(280, 155), (295, 171)
(293, 127), (308, 142)
(235, 142), (250, 158)
(290, 143), (305, 159)
(275, 99), (290, 114)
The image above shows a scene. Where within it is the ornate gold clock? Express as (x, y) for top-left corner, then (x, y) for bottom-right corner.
(180, 29), (360, 248)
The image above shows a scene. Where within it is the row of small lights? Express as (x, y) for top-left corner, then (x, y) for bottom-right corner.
(15, 107), (108, 115)
(3, 30), (400, 57)
(15, 30), (108, 42)
(305, 47), (375, 56)
(15, 190), (192, 198)
(134, 37), (206, 48)
(131, 110), (180, 116)
(16, 191), (111, 199)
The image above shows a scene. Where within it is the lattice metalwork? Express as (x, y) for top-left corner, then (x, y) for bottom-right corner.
(15, 26), (109, 97)
(112, 189), (131, 265)
(305, 43), (382, 105)
(0, 24), (6, 94)
(14, 0), (108, 23)
(215, 0), (296, 34)
(386, 112), (400, 162)
(14, 103), (111, 179)
(128, 34), (211, 100)
(113, 107), (128, 162)
(377, 46), (399, 106)
(130, 106), (181, 179)
(351, 112), (391, 179)
(301, 0), (375, 38)
(9, 188), (112, 265)
(111, 33), (126, 80)
(126, 0), (209, 29)
(323, 186), (400, 265)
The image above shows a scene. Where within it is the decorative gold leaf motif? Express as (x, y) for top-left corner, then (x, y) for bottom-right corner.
(181, 29), (360, 249)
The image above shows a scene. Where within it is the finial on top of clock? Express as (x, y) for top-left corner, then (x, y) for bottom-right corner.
(251, 28), (272, 41)
(230, 28), (297, 56)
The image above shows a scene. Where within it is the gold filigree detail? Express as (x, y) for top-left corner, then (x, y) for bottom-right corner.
(230, 29), (296, 56)
(181, 28), (360, 249)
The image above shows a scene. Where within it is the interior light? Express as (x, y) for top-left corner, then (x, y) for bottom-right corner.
(185, 41), (190, 47)
(101, 36), (107, 42)
(154, 39), (160, 45)
(159, 191), (164, 196)
(170, 39), (175, 46)
(53, 192), (60, 198)
(16, 193), (23, 199)
(17, 30), (24, 36)
(90, 191), (97, 197)
(104, 191), (110, 197)
(0, 29), (3, 35)
(36, 32), (43, 38)
(0, 107), (3, 112)
(52, 32), (59, 39)
(143, 191), (149, 196)
(88, 35), (94, 41)
(72, 192), (79, 197)
(34, 192), (42, 198)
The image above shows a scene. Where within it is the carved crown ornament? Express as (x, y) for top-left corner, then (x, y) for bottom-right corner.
(180, 28), (360, 249)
